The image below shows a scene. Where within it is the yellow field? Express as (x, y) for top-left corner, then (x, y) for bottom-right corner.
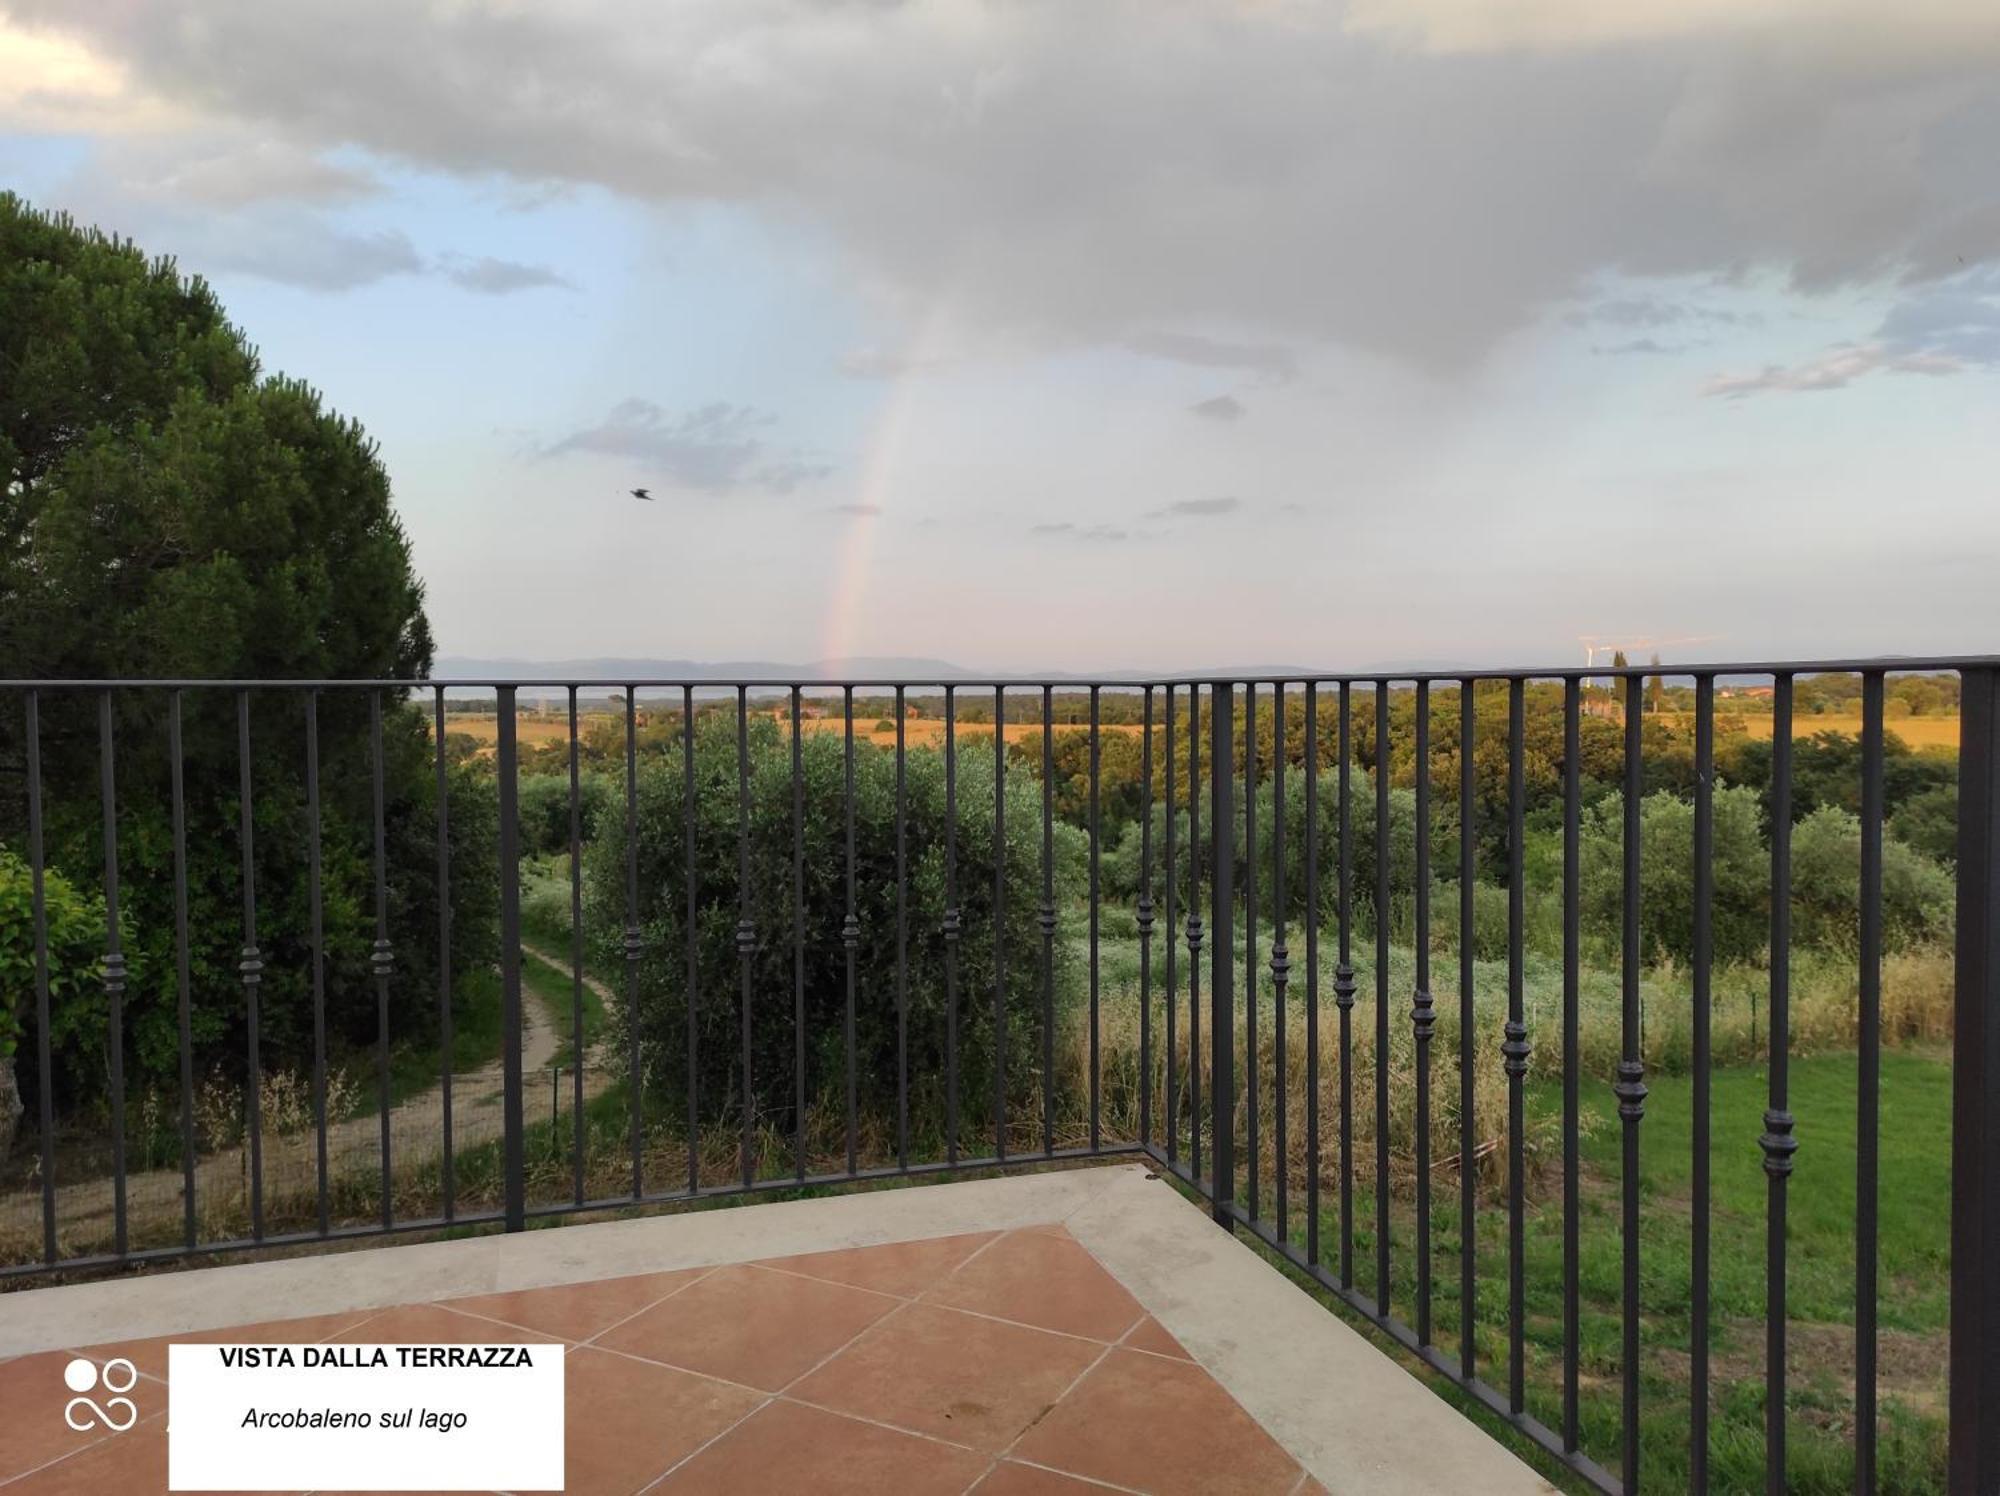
(436, 710), (1148, 755)
(1665, 710), (1959, 750)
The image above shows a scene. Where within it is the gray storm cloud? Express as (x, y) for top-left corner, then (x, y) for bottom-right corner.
(8, 0), (1998, 370)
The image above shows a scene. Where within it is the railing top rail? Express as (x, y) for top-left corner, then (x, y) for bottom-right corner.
(1, 654), (1997, 691)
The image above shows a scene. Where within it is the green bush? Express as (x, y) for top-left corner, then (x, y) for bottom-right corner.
(1580, 785), (1770, 964)
(518, 771), (614, 858)
(0, 849), (105, 1065)
(585, 715), (1082, 1131)
(1791, 805), (1955, 952)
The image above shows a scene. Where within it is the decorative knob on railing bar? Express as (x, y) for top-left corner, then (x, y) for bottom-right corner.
(1269, 943), (1290, 986)
(1412, 988), (1435, 1042)
(624, 927), (644, 962)
(1332, 962), (1357, 1010)
(942, 907), (962, 943)
(102, 950), (126, 995)
(1614, 1060), (1648, 1121)
(734, 920), (755, 957)
(370, 938), (393, 980)
(842, 913), (860, 950)
(1135, 897), (1155, 935)
(1502, 1019), (1530, 1077)
(1759, 1109), (1798, 1177)
(1038, 904), (1057, 939)
(1185, 914), (1203, 953)
(239, 945), (264, 986)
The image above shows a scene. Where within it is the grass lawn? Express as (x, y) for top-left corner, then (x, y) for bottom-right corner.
(1269, 1050), (1949, 1493)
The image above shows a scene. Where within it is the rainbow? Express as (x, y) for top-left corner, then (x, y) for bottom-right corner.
(816, 295), (957, 667)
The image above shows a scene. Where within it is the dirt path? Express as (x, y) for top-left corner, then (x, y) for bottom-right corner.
(4, 951), (614, 1253)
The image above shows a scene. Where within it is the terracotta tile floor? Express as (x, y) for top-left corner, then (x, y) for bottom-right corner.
(0, 1224), (1316, 1495)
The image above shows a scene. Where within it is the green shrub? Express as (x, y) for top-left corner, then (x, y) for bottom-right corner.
(1791, 805), (1955, 952)
(585, 715), (1082, 1131)
(0, 849), (105, 1065)
(518, 771), (615, 858)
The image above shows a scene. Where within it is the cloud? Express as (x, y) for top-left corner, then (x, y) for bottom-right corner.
(1593, 338), (1680, 355)
(13, 2), (2000, 368)
(1701, 268), (2000, 394)
(1700, 342), (1963, 397)
(837, 347), (949, 379)
(1877, 268), (2000, 365)
(822, 502), (882, 516)
(1149, 497), (1243, 518)
(440, 254), (572, 293)
(1030, 521), (1143, 542)
(1566, 295), (1749, 330)
(1188, 394), (1246, 422)
(1123, 332), (1298, 384)
(543, 398), (829, 492)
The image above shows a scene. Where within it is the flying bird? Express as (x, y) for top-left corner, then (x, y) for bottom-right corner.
(630, 487), (652, 501)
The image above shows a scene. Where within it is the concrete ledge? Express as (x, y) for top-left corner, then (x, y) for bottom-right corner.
(1066, 1168), (1557, 1495)
(1, 1162), (1554, 1493)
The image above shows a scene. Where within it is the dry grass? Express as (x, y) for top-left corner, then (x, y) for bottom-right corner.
(1663, 709), (1960, 750)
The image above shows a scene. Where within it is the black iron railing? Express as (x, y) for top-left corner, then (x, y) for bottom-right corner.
(4, 659), (2000, 1493)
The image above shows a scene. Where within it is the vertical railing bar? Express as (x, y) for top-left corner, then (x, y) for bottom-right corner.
(1857, 669), (1884, 1493)
(896, 685), (909, 1172)
(437, 687), (458, 1219)
(1189, 685), (1204, 1184)
(1763, 674), (1796, 1495)
(1041, 685), (1056, 1157)
(1374, 681), (1391, 1311)
(1413, 680), (1433, 1346)
(171, 691), (197, 1249)
(794, 687), (807, 1183)
(1505, 678), (1528, 1410)
(98, 691), (127, 1256)
(1212, 680), (1236, 1229)
(1246, 679), (1260, 1221)
(26, 691), (55, 1263)
(370, 691), (393, 1230)
(1617, 673), (1649, 1493)
(1562, 678), (1581, 1448)
(1089, 683), (1102, 1153)
(1692, 673), (1715, 1486)
(1306, 680), (1322, 1266)
(683, 686), (699, 1196)
(1139, 685), (1155, 1154)
(945, 685), (961, 1166)
(565, 686), (581, 1206)
(626, 686), (644, 1200)
(1166, 685), (1179, 1167)
(1949, 666), (2000, 1492)
(1459, 679), (1476, 1378)
(1272, 681), (1290, 1244)
(496, 687), (524, 1233)
(737, 685), (754, 1189)
(995, 684), (1008, 1162)
(843, 685), (859, 1177)
(237, 690), (264, 1240)
(1338, 680), (1355, 1290)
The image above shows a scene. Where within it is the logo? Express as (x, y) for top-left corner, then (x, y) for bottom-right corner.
(63, 1356), (139, 1432)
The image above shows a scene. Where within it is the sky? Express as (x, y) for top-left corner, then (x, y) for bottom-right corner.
(2, 1), (1997, 675)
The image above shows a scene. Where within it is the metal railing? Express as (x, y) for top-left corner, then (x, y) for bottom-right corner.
(3, 657), (1998, 1494)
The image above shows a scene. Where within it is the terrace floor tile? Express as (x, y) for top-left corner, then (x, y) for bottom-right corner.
(443, 1266), (708, 1341)
(788, 1300), (1101, 1451)
(651, 1397), (987, 1495)
(923, 1227), (1146, 1341)
(592, 1263), (898, 1391)
(1010, 1346), (1304, 1495)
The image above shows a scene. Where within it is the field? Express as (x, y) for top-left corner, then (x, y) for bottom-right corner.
(1674, 708), (1960, 750)
(438, 708), (1149, 753)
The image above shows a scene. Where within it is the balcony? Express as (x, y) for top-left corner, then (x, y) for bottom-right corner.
(3, 660), (1998, 1493)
